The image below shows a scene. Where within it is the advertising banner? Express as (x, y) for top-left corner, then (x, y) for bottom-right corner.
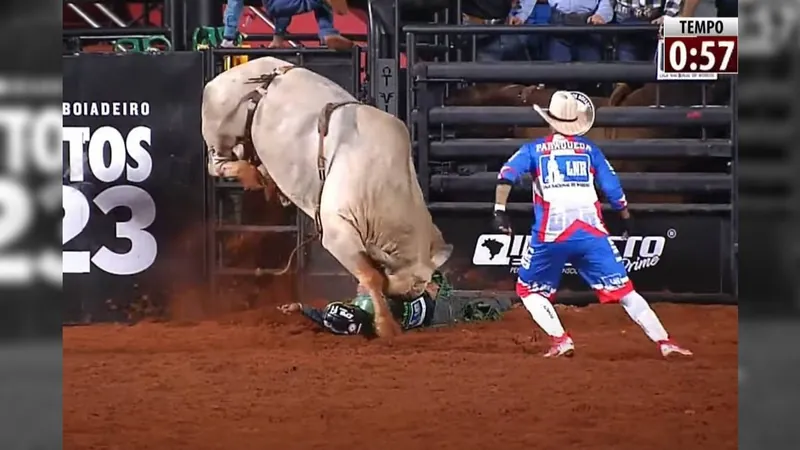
(434, 211), (731, 300)
(62, 53), (207, 322)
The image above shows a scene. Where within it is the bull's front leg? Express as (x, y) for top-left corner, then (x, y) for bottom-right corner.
(208, 144), (264, 191)
(354, 257), (402, 338)
(221, 160), (264, 191)
(321, 219), (402, 338)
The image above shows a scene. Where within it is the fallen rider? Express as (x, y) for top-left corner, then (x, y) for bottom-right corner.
(278, 271), (515, 336)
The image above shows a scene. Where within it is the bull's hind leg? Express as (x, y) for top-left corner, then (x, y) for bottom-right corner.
(321, 216), (402, 338)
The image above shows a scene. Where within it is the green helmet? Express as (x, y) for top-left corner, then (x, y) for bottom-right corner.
(351, 292), (375, 316)
(349, 271), (451, 315)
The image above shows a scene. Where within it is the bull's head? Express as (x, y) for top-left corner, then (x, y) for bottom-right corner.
(380, 226), (453, 300)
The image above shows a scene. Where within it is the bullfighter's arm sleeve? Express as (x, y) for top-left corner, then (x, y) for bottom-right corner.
(591, 149), (628, 211)
(498, 144), (534, 184)
(300, 305), (327, 328)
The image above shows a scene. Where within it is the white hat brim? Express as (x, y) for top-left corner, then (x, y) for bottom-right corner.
(533, 104), (595, 136)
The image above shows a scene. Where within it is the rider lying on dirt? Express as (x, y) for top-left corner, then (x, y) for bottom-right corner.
(278, 271), (515, 336)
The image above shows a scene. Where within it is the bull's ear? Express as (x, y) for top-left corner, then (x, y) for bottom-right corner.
(430, 243), (453, 269)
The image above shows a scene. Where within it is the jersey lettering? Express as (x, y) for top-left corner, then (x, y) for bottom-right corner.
(547, 209), (603, 235)
(539, 154), (592, 186)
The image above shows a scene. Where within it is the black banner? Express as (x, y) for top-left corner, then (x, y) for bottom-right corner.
(62, 53), (206, 322)
(435, 211), (731, 300)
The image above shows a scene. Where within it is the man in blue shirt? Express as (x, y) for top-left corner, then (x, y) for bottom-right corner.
(507, 0), (551, 60)
(491, 90), (692, 359)
(547, 0), (613, 62)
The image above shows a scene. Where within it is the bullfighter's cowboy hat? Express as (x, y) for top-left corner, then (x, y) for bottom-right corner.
(533, 90), (596, 136)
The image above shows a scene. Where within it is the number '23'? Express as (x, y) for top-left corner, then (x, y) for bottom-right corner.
(63, 184), (158, 275)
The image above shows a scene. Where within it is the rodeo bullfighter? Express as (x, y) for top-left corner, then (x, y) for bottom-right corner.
(492, 90), (692, 359)
(202, 56), (452, 338)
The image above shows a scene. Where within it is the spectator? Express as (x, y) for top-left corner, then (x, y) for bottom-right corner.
(476, 0), (535, 61)
(526, 0), (553, 59)
(221, 0), (245, 47)
(614, 0), (683, 62)
(221, 0), (354, 50)
(548, 0), (612, 63)
(506, 0), (552, 60)
(460, 0), (515, 62)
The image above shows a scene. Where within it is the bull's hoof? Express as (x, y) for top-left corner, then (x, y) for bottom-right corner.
(221, 161), (258, 189)
(228, 161), (264, 191)
(375, 316), (402, 338)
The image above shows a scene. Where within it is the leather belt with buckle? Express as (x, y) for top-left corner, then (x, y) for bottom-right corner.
(461, 13), (504, 25)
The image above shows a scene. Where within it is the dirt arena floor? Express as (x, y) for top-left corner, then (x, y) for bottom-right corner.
(64, 303), (737, 450)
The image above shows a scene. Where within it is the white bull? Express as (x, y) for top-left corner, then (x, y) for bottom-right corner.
(202, 56), (452, 337)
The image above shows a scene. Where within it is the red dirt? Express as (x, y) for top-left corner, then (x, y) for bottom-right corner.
(64, 303), (737, 450)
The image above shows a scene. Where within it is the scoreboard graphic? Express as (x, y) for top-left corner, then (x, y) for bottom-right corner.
(657, 17), (739, 81)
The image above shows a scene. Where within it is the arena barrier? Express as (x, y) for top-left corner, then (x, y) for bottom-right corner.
(404, 25), (736, 303)
(63, 52), (208, 323)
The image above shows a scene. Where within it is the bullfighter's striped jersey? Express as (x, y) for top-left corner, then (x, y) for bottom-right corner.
(498, 134), (627, 243)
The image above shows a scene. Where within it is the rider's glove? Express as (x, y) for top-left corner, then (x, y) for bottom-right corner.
(620, 215), (635, 239)
(492, 210), (513, 235)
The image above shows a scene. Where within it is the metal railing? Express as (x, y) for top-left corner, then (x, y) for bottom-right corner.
(63, 1), (175, 52)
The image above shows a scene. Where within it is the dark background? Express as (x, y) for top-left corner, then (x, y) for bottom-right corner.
(0, 1), (62, 448)
(737, 2), (800, 449)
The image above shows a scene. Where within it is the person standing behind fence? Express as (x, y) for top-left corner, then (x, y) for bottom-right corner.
(266, 0), (354, 49)
(547, 0), (612, 63)
(613, 0), (683, 62)
(504, 0), (552, 60)
(460, 0), (515, 62)
(221, 0), (354, 50)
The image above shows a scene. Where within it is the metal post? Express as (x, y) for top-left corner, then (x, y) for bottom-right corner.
(197, 0), (222, 28)
(186, 0), (222, 49)
(456, 0), (463, 62)
(406, 32), (416, 129)
(368, 0), (379, 103)
(393, 0), (401, 118)
(417, 73), (430, 201)
(730, 75), (738, 300)
(165, 0), (184, 51)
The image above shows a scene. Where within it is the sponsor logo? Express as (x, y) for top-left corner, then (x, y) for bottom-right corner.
(62, 125), (158, 275)
(472, 229), (677, 274)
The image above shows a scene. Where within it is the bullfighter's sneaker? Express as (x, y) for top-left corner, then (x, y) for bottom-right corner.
(544, 334), (575, 358)
(658, 339), (693, 358)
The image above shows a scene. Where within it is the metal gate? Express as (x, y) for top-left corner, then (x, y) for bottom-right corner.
(203, 47), (364, 305)
(403, 25), (736, 303)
